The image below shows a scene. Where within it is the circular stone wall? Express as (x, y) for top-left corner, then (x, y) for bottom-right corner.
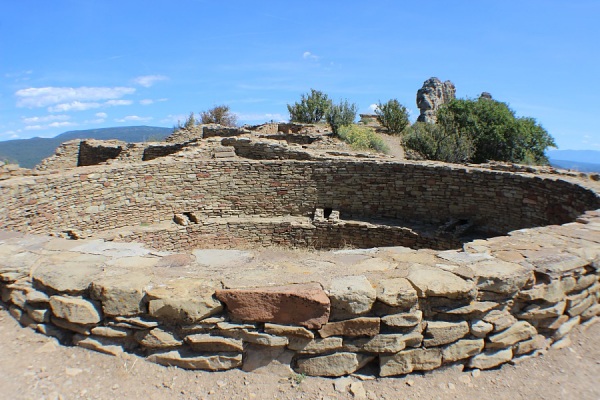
(0, 159), (598, 251)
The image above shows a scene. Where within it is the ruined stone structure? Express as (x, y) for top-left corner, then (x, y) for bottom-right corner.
(0, 122), (599, 377)
(416, 77), (456, 123)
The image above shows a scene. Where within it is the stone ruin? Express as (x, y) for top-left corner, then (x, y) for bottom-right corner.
(0, 118), (599, 378)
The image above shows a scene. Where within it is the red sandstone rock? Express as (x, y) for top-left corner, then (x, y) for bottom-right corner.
(215, 283), (330, 329)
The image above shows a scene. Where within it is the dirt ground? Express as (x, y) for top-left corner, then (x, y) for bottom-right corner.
(0, 305), (598, 400)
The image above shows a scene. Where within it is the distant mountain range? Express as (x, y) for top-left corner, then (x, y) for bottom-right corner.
(547, 149), (600, 173)
(0, 126), (172, 168)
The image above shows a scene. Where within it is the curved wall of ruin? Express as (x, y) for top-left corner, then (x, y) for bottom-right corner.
(0, 159), (598, 250)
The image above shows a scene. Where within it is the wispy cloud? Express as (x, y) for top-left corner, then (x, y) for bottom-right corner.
(48, 101), (101, 112)
(160, 114), (187, 124)
(302, 51), (319, 61)
(115, 115), (153, 122)
(140, 98), (168, 105)
(16, 86), (136, 108)
(21, 114), (70, 124)
(95, 112), (108, 118)
(133, 75), (168, 87)
(24, 121), (76, 131)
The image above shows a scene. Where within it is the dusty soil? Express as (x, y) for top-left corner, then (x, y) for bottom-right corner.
(1, 304), (598, 400)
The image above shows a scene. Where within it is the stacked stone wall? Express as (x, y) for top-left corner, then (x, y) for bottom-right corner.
(0, 160), (598, 244)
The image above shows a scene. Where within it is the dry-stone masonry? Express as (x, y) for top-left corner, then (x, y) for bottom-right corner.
(0, 123), (599, 378)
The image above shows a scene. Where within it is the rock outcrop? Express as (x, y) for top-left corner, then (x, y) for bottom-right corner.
(416, 77), (456, 123)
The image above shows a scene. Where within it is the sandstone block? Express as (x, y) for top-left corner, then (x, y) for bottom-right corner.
(553, 316), (580, 340)
(134, 328), (182, 348)
(242, 344), (294, 375)
(296, 352), (374, 377)
(264, 323), (314, 339)
(568, 296), (594, 317)
(147, 279), (222, 324)
(483, 310), (517, 332)
(376, 278), (418, 309)
(424, 321), (469, 347)
(442, 339), (484, 363)
(468, 348), (513, 370)
(49, 295), (102, 325)
(32, 257), (105, 294)
(215, 283), (329, 329)
(406, 265), (474, 299)
(91, 326), (131, 338)
(381, 310), (423, 328)
(72, 334), (127, 357)
(487, 321), (537, 348)
(185, 334), (243, 352)
(467, 260), (533, 294)
(380, 348), (442, 376)
(514, 335), (549, 356)
(148, 350), (242, 371)
(219, 330), (289, 347)
(518, 301), (566, 320)
(470, 319), (494, 338)
(288, 337), (343, 354)
(343, 334), (409, 353)
(581, 304), (600, 320)
(319, 317), (380, 338)
(329, 276), (376, 319)
(90, 272), (151, 316)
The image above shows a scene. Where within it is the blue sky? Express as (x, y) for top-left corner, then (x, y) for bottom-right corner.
(1, 1), (599, 150)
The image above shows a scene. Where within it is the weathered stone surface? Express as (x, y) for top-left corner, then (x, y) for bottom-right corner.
(380, 348), (442, 376)
(442, 339), (485, 363)
(146, 279), (222, 324)
(468, 348), (513, 370)
(487, 321), (537, 348)
(416, 77), (456, 123)
(26, 306), (50, 323)
(215, 283), (329, 329)
(90, 272), (151, 316)
(483, 310), (517, 331)
(32, 256), (105, 294)
(319, 317), (380, 338)
(553, 316), (580, 340)
(514, 334), (549, 356)
(439, 302), (498, 315)
(424, 321), (469, 347)
(91, 326), (131, 338)
(527, 252), (589, 277)
(264, 323), (314, 339)
(288, 337), (343, 354)
(381, 310), (422, 328)
(536, 314), (569, 330)
(376, 278), (418, 309)
(296, 352), (374, 377)
(242, 344), (294, 375)
(406, 265), (474, 299)
(49, 295), (102, 325)
(51, 317), (91, 335)
(471, 319), (494, 338)
(148, 350), (242, 371)
(343, 334), (412, 353)
(219, 330), (289, 346)
(25, 288), (50, 304)
(72, 334), (126, 356)
(134, 328), (182, 348)
(518, 301), (566, 320)
(518, 281), (567, 303)
(185, 334), (243, 352)
(329, 276), (376, 319)
(113, 316), (159, 329)
(155, 253), (195, 268)
(467, 260), (533, 294)
(581, 304), (600, 320)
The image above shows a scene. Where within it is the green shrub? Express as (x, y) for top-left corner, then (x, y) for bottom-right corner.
(287, 89), (331, 123)
(338, 125), (389, 153)
(403, 122), (474, 163)
(200, 105), (237, 126)
(326, 99), (358, 136)
(375, 99), (410, 134)
(435, 98), (556, 164)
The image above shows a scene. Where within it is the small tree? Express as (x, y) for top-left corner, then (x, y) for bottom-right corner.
(200, 105), (237, 126)
(326, 99), (358, 136)
(287, 89), (332, 123)
(184, 112), (197, 129)
(375, 99), (410, 134)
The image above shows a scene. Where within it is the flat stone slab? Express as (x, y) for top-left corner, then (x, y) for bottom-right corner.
(296, 352), (374, 377)
(192, 249), (253, 267)
(215, 283), (330, 329)
(32, 255), (106, 294)
(407, 265), (474, 299)
(148, 350), (242, 371)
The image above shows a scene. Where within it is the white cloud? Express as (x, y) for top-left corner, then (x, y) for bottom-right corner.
(48, 101), (101, 112)
(160, 114), (187, 124)
(133, 75), (168, 87)
(24, 121), (77, 131)
(21, 114), (70, 124)
(24, 125), (44, 131)
(368, 104), (379, 113)
(48, 121), (76, 128)
(104, 99), (133, 106)
(15, 86), (136, 108)
(95, 112), (108, 118)
(140, 99), (154, 105)
(302, 51), (319, 61)
(115, 115), (153, 122)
